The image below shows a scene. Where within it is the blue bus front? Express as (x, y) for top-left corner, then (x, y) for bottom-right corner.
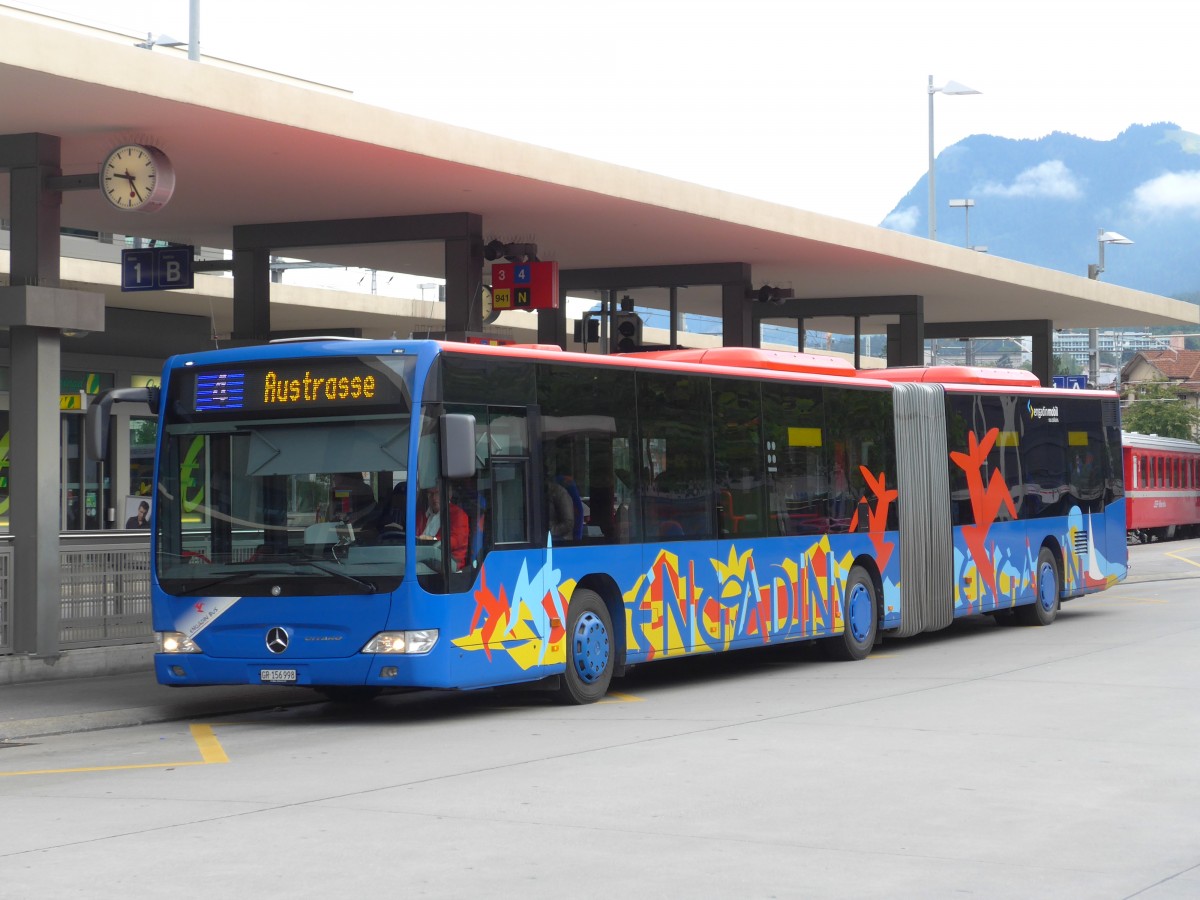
(151, 341), (477, 692)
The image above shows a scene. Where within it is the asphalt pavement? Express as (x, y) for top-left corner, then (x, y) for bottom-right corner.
(2, 537), (1195, 745)
(0, 665), (321, 741)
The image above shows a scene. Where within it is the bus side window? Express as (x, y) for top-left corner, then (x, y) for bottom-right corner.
(635, 371), (714, 540)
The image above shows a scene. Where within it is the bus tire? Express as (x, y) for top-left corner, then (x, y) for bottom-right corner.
(825, 565), (877, 661)
(556, 589), (614, 704)
(1017, 547), (1059, 626)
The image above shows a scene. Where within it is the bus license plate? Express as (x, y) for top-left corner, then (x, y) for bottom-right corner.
(261, 668), (297, 683)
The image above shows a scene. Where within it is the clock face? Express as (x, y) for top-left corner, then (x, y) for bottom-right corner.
(101, 144), (175, 212)
(482, 285), (501, 325)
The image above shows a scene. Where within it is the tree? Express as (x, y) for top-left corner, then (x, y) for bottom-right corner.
(1122, 379), (1200, 440)
(1054, 354), (1083, 376)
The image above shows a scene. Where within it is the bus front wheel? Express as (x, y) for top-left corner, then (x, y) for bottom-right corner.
(825, 565), (878, 661)
(556, 589), (614, 704)
(1017, 547), (1059, 626)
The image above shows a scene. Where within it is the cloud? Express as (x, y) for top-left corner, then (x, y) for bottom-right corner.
(881, 205), (920, 232)
(1132, 171), (1200, 216)
(978, 160), (1082, 200)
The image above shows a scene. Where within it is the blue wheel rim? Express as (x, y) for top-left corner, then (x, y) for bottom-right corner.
(571, 611), (610, 684)
(1038, 560), (1057, 612)
(847, 582), (873, 643)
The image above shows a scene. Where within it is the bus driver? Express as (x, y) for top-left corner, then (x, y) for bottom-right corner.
(416, 485), (469, 571)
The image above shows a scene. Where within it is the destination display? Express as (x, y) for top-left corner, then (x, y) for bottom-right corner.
(184, 357), (412, 415)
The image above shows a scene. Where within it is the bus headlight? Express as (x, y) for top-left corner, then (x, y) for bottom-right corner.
(362, 630), (438, 654)
(157, 631), (202, 653)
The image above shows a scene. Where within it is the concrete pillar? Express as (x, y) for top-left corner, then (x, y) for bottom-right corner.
(722, 279), (757, 348)
(443, 216), (484, 340)
(232, 246), (271, 340)
(2, 133), (104, 658)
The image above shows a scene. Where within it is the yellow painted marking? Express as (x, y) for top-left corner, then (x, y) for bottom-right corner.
(189, 723), (230, 764)
(1164, 550), (1200, 570)
(600, 692), (643, 703)
(0, 722), (229, 778)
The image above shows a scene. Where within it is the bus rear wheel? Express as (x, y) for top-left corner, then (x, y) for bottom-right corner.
(824, 565), (877, 661)
(556, 589), (614, 704)
(1017, 547), (1059, 626)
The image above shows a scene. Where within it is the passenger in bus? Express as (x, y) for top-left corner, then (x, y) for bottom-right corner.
(329, 472), (376, 522)
(378, 482), (407, 541)
(547, 474), (575, 541)
(325, 472), (379, 544)
(416, 485), (469, 570)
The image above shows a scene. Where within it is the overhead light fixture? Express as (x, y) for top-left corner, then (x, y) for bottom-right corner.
(748, 285), (794, 305)
(484, 240), (539, 263)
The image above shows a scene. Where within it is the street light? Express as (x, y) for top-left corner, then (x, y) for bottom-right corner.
(1086, 229), (1134, 386)
(928, 76), (981, 240)
(949, 198), (975, 247)
(135, 32), (186, 50)
(1088, 229), (1133, 280)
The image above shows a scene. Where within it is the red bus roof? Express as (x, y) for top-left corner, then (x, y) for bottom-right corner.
(630, 347), (857, 377)
(869, 365), (1042, 387)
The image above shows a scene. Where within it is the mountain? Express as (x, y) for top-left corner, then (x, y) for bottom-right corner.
(880, 123), (1200, 298)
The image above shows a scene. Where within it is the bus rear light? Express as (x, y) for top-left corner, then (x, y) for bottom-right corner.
(362, 630), (438, 655)
(157, 631), (202, 654)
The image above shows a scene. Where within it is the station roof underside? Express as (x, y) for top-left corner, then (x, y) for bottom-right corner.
(2, 12), (1197, 338)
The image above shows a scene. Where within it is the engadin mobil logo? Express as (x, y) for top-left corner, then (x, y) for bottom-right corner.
(178, 597), (240, 639)
(1027, 400), (1060, 423)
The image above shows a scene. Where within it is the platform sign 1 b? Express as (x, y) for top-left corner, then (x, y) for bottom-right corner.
(122, 246), (195, 292)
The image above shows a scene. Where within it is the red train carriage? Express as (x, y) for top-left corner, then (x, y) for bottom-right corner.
(1123, 431), (1200, 542)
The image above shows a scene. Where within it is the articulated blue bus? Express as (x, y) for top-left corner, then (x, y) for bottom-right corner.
(90, 339), (1128, 703)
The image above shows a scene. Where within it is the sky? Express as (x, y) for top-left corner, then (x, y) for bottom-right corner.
(12, 0), (1200, 227)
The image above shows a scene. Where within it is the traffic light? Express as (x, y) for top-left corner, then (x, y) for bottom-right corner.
(612, 311), (643, 353)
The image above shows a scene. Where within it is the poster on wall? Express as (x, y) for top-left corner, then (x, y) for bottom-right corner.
(124, 495), (152, 529)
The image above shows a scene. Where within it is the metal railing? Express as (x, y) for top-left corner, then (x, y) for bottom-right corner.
(0, 543), (11, 655)
(0, 533), (154, 655)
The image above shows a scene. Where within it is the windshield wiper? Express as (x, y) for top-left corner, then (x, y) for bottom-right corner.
(295, 561), (378, 593)
(170, 561), (378, 596)
(173, 573), (257, 597)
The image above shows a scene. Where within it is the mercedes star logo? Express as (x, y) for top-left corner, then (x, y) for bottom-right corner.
(266, 626), (289, 654)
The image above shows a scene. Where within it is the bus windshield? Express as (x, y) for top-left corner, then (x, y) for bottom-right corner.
(154, 354), (417, 595)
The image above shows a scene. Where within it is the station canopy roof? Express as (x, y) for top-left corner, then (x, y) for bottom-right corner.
(2, 11), (1198, 338)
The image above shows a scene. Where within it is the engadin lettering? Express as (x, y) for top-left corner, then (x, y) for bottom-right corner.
(262, 370), (376, 405)
(1027, 400), (1060, 422)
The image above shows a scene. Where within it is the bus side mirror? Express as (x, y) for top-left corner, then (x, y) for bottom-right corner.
(86, 386), (160, 461)
(441, 413), (477, 480)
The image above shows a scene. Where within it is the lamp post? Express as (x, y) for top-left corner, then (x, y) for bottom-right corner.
(135, 32), (186, 50)
(1086, 229), (1134, 387)
(949, 198), (975, 247)
(928, 76), (981, 240)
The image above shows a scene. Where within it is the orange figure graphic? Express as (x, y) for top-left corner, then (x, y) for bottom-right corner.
(950, 429), (1017, 604)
